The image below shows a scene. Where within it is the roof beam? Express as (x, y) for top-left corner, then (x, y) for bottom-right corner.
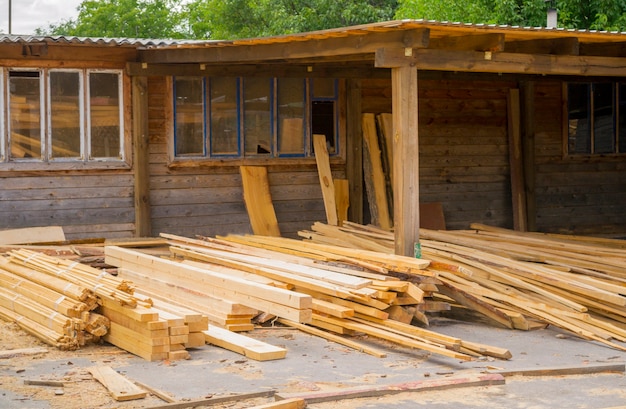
(505, 37), (579, 55)
(429, 33), (505, 52)
(580, 41), (626, 57)
(139, 29), (429, 64)
(376, 48), (626, 76)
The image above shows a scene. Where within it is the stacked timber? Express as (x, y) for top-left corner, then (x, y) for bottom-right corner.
(296, 222), (626, 352)
(125, 233), (511, 361)
(0, 249), (202, 361)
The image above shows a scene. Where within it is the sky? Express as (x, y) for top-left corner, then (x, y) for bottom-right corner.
(0, 0), (84, 35)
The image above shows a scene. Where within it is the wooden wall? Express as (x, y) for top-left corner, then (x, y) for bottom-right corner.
(533, 81), (626, 237)
(146, 77), (332, 239)
(0, 173), (135, 239)
(362, 74), (515, 230)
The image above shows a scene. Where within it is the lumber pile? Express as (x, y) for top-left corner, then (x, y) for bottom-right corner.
(133, 232), (511, 361)
(0, 249), (204, 360)
(296, 222), (626, 352)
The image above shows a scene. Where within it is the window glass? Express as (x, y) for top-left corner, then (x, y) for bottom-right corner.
(9, 71), (42, 159)
(210, 77), (239, 155)
(277, 78), (305, 155)
(175, 77), (205, 156)
(567, 83), (591, 154)
(243, 77), (272, 155)
(619, 84), (626, 153)
(593, 83), (615, 154)
(50, 71), (82, 159)
(89, 72), (121, 158)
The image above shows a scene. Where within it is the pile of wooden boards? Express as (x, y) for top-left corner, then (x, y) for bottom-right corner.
(0, 248), (206, 361)
(109, 232), (510, 361)
(297, 221), (626, 352)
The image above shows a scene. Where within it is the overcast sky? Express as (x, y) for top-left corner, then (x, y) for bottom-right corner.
(0, 0), (83, 35)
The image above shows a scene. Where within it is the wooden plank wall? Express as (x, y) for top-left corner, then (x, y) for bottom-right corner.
(146, 77), (333, 238)
(362, 75), (514, 230)
(0, 174), (135, 239)
(533, 81), (626, 237)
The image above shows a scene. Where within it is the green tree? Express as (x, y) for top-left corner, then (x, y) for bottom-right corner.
(395, 0), (626, 31)
(38, 0), (188, 38)
(185, 0), (399, 39)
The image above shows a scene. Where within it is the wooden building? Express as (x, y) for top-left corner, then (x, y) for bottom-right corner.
(1, 21), (625, 255)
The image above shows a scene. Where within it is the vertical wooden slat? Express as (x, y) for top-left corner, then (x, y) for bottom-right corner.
(132, 76), (151, 237)
(522, 81), (536, 231)
(362, 113), (392, 230)
(313, 134), (338, 226)
(346, 79), (363, 224)
(507, 88), (527, 231)
(392, 65), (420, 257)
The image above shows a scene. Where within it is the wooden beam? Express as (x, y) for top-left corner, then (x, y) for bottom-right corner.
(346, 79), (364, 223)
(376, 48), (626, 77)
(132, 76), (152, 237)
(203, 326), (287, 361)
(391, 65), (420, 257)
(507, 88), (527, 231)
(430, 33), (505, 52)
(521, 81), (536, 231)
(139, 29), (429, 64)
(88, 366), (147, 401)
(362, 113), (392, 230)
(505, 37), (580, 55)
(580, 41), (626, 57)
(313, 134), (338, 226)
(240, 166), (281, 237)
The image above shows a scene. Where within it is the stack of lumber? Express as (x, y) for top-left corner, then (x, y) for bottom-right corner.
(296, 222), (626, 352)
(121, 232), (511, 361)
(0, 249), (203, 361)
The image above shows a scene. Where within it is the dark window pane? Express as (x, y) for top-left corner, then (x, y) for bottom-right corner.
(567, 83), (591, 154)
(89, 72), (121, 158)
(210, 77), (239, 155)
(50, 71), (81, 159)
(9, 71), (42, 159)
(243, 78), (272, 155)
(312, 101), (336, 154)
(593, 83), (615, 154)
(618, 84), (626, 153)
(175, 77), (205, 156)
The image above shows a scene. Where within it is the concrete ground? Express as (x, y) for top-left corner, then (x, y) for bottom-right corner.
(2, 317), (625, 408)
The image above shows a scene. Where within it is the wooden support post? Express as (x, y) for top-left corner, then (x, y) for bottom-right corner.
(346, 79), (364, 224)
(391, 65), (420, 257)
(521, 81), (536, 231)
(507, 88), (527, 231)
(132, 76), (152, 237)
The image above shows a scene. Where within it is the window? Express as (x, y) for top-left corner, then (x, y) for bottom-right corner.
(173, 76), (340, 159)
(2, 68), (125, 164)
(567, 82), (626, 155)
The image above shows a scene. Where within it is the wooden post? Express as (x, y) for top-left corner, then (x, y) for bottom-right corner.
(507, 89), (527, 231)
(391, 65), (420, 257)
(346, 79), (363, 224)
(521, 81), (536, 231)
(132, 76), (152, 237)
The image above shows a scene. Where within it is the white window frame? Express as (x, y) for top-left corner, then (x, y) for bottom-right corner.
(7, 68), (45, 162)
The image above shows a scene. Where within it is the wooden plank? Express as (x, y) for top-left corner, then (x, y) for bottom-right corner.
(88, 366), (147, 401)
(0, 347), (48, 359)
(491, 363), (625, 377)
(313, 134), (338, 226)
(507, 88), (527, 231)
(0, 226), (65, 245)
(346, 79), (364, 224)
(334, 178), (350, 227)
(240, 166), (281, 237)
(275, 373), (505, 403)
(362, 113), (392, 230)
(142, 390), (276, 409)
(248, 398), (306, 409)
(203, 326), (287, 361)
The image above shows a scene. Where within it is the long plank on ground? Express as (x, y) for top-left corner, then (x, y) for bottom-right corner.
(88, 366), (147, 401)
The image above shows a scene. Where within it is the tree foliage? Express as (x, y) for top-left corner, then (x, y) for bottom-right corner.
(395, 0), (626, 31)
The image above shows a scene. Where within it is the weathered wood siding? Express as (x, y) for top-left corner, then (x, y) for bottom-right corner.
(146, 77), (332, 238)
(533, 81), (626, 237)
(362, 75), (515, 230)
(0, 174), (135, 239)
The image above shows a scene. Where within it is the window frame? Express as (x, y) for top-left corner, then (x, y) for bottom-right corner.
(170, 76), (344, 165)
(564, 81), (626, 158)
(0, 66), (130, 171)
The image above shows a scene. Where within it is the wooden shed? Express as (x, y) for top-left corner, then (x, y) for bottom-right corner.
(1, 20), (625, 255)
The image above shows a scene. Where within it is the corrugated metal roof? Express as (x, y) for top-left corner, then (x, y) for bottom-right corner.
(2, 19), (626, 50)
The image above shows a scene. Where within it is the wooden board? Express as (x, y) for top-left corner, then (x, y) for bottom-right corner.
(88, 366), (147, 401)
(240, 166), (281, 237)
(203, 326), (287, 361)
(334, 178), (350, 227)
(313, 134), (338, 226)
(362, 113), (392, 230)
(0, 226), (66, 245)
